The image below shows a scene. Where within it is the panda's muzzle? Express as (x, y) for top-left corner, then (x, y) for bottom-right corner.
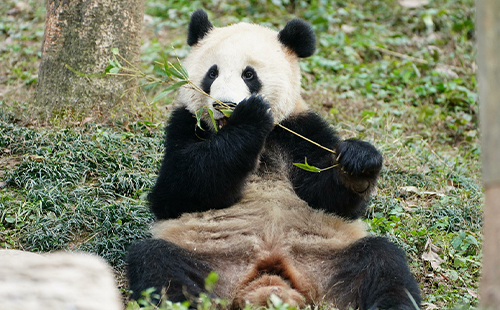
(213, 101), (237, 129)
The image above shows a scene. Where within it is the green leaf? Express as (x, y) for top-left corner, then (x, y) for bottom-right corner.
(195, 108), (204, 131)
(453, 257), (467, 268)
(204, 271), (219, 292)
(104, 65), (114, 74)
(206, 107), (218, 132)
(173, 61), (189, 78)
(220, 109), (233, 117)
(151, 81), (188, 104)
(111, 47), (119, 55)
(108, 59), (121, 68)
(293, 158), (322, 173)
(166, 62), (189, 80)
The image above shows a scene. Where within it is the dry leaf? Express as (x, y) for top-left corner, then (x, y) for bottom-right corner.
(398, 0), (429, 8)
(401, 186), (444, 198)
(423, 302), (439, 310)
(28, 155), (44, 162)
(422, 238), (444, 270)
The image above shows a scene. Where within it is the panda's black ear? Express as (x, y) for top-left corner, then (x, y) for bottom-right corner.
(187, 10), (214, 46)
(278, 19), (316, 58)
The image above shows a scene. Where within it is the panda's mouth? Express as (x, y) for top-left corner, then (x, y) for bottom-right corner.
(213, 101), (236, 129)
(216, 117), (228, 129)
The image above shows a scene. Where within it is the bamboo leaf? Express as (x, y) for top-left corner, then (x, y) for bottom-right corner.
(175, 61), (189, 79)
(293, 158), (322, 173)
(206, 108), (218, 132)
(151, 80), (188, 103)
(195, 108), (204, 131)
(220, 109), (233, 117)
(166, 62), (185, 79)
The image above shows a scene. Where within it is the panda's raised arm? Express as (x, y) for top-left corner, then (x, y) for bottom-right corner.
(270, 112), (383, 219)
(148, 95), (274, 220)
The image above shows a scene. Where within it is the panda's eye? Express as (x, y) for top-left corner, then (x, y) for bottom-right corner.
(209, 68), (218, 79)
(242, 69), (254, 80)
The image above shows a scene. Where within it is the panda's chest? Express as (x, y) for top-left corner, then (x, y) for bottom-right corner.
(151, 175), (367, 258)
(151, 140), (367, 259)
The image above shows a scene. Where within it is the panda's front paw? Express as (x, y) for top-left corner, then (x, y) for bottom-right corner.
(334, 139), (383, 179)
(227, 94), (274, 131)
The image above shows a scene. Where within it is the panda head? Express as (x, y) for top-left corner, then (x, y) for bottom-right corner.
(177, 10), (316, 125)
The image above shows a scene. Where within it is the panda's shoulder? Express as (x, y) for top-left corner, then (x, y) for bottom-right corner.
(279, 111), (336, 136)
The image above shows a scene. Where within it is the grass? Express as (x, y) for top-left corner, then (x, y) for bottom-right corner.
(0, 0), (481, 309)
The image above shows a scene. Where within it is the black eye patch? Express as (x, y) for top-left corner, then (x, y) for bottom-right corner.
(201, 64), (218, 94)
(242, 66), (262, 94)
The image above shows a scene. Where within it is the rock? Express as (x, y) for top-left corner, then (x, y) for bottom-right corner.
(0, 250), (122, 310)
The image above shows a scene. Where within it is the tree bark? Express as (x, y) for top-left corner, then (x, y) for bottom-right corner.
(35, 0), (144, 119)
(477, 0), (500, 308)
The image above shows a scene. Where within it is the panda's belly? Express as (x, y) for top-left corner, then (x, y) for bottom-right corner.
(151, 174), (367, 300)
(151, 176), (366, 255)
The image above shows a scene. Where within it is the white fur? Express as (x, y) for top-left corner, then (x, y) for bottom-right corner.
(177, 22), (308, 123)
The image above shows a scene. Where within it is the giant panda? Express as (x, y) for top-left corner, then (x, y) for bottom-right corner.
(127, 9), (421, 310)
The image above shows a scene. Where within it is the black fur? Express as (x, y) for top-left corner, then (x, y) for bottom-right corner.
(148, 95), (274, 219)
(127, 239), (213, 303)
(187, 9), (213, 46)
(242, 66), (262, 94)
(149, 100), (382, 221)
(201, 64), (218, 94)
(326, 236), (421, 310)
(278, 19), (316, 58)
(268, 113), (383, 219)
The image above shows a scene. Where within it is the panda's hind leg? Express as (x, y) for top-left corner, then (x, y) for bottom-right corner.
(127, 239), (214, 304)
(326, 236), (421, 310)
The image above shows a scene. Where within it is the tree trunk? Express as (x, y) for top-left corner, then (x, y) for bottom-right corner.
(477, 0), (500, 308)
(35, 0), (144, 120)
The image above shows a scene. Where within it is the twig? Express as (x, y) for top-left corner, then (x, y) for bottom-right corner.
(370, 45), (428, 64)
(276, 123), (336, 154)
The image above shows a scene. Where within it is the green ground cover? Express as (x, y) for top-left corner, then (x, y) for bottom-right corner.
(1, 0), (480, 308)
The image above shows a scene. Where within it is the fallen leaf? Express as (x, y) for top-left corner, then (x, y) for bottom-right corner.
(401, 186), (444, 198)
(422, 238), (444, 270)
(28, 155), (45, 162)
(422, 302), (439, 310)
